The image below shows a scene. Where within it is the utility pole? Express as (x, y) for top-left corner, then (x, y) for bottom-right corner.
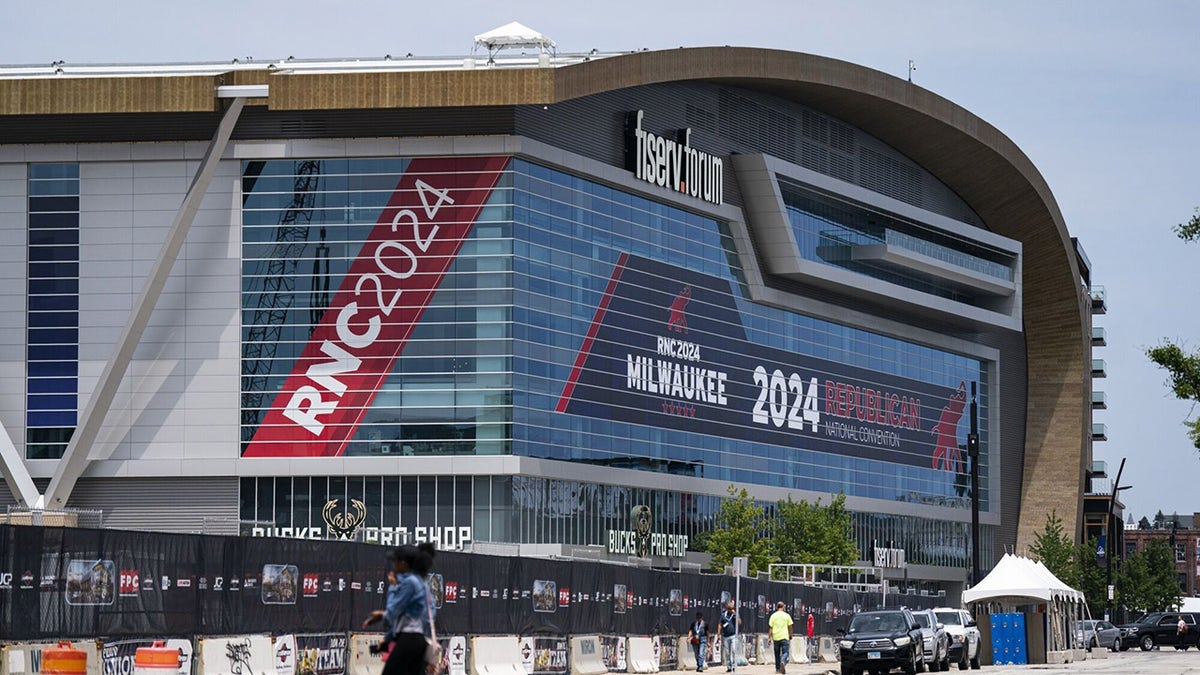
(968, 382), (980, 586)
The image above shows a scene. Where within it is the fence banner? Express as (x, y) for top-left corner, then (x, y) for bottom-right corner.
(444, 638), (468, 675)
(273, 636), (296, 675)
(294, 634), (346, 675)
(599, 636), (625, 673)
(0, 524), (938, 641)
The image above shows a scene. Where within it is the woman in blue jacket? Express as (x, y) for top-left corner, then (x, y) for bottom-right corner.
(364, 543), (437, 675)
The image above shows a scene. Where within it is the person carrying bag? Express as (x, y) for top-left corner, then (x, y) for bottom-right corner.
(363, 543), (439, 675)
(688, 612), (708, 672)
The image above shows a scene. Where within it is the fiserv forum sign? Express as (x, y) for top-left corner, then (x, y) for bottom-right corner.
(626, 111), (724, 206)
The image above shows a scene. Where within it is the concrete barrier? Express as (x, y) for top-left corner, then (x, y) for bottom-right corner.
(469, 637), (524, 675)
(754, 636), (771, 666)
(625, 638), (657, 674)
(347, 634), (383, 675)
(816, 637), (837, 664)
(569, 637), (606, 675)
(676, 638), (698, 671)
(197, 636), (272, 675)
(445, 637), (468, 675)
(788, 637), (808, 664)
(2, 641), (102, 675)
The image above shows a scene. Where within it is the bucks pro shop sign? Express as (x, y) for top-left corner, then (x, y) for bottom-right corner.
(605, 505), (689, 558)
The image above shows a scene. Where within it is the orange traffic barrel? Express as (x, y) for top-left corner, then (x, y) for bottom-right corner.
(134, 642), (181, 675)
(42, 643), (87, 675)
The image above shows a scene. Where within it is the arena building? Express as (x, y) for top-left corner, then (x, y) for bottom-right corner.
(0, 29), (1099, 597)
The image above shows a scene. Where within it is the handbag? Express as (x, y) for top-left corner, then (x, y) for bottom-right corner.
(425, 592), (444, 674)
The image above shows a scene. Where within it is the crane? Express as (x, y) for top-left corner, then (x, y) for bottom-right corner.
(240, 160), (322, 446)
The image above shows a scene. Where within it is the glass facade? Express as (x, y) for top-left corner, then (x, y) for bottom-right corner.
(26, 163), (80, 460)
(509, 159), (989, 509)
(240, 158), (513, 456)
(780, 180), (1015, 308)
(239, 154), (996, 561)
(239, 474), (993, 568)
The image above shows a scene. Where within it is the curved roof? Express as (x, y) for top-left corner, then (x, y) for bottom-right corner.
(0, 47), (1088, 548)
(556, 50), (1089, 554)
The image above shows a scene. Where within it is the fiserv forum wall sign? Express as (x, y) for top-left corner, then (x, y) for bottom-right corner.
(556, 254), (972, 472)
(625, 111), (724, 206)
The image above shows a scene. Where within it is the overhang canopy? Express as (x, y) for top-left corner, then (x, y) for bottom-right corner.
(473, 22), (556, 53)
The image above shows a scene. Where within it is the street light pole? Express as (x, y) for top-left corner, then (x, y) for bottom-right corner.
(1107, 458), (1128, 622)
(968, 382), (980, 587)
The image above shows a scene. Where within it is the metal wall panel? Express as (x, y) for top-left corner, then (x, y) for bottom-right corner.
(66, 477), (238, 532)
(514, 81), (984, 226)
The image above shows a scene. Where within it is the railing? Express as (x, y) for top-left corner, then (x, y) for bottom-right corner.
(768, 562), (885, 592)
(4, 506), (103, 528)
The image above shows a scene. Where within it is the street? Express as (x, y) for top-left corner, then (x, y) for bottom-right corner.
(726, 649), (1200, 675)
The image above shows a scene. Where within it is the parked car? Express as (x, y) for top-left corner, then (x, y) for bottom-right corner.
(1119, 612), (1200, 651)
(932, 607), (981, 670)
(838, 608), (925, 675)
(912, 609), (951, 671)
(1072, 619), (1121, 652)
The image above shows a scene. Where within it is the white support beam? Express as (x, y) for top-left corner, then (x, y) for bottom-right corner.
(43, 98), (246, 508)
(0, 419), (39, 508)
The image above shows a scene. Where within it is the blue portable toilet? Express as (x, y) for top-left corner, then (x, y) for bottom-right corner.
(990, 613), (1027, 665)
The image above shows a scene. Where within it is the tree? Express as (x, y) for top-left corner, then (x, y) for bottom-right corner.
(703, 485), (775, 576)
(1029, 511), (1078, 587)
(1146, 208), (1200, 451)
(1074, 537), (1109, 618)
(772, 493), (859, 568)
(1118, 539), (1183, 615)
(1138, 516), (1151, 530)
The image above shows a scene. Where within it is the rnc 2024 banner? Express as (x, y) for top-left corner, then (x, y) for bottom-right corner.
(555, 253), (971, 472)
(242, 156), (509, 458)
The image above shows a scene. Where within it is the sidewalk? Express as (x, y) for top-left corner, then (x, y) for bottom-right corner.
(688, 663), (839, 675)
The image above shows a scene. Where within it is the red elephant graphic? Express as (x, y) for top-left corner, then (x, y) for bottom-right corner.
(667, 286), (691, 334)
(931, 381), (968, 472)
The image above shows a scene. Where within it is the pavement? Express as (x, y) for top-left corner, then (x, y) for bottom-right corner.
(688, 648), (1200, 675)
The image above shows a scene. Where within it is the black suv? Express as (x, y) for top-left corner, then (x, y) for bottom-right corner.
(1119, 612), (1200, 651)
(838, 608), (925, 675)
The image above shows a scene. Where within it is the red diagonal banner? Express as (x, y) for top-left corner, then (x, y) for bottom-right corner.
(243, 156), (509, 457)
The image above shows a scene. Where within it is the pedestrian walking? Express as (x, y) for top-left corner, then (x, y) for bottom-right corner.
(768, 602), (793, 674)
(688, 611), (709, 672)
(719, 600), (740, 672)
(363, 543), (438, 675)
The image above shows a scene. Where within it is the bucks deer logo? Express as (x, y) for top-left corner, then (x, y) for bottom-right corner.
(631, 505), (653, 557)
(322, 498), (367, 540)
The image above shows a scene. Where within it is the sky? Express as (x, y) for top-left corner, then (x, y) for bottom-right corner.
(2, 1), (1198, 521)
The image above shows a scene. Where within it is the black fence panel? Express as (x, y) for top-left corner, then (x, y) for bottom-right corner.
(0, 524), (939, 640)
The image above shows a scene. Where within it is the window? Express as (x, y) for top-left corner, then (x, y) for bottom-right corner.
(26, 164), (79, 459)
(1177, 543), (1187, 563)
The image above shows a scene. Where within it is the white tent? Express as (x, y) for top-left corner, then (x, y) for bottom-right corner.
(962, 553), (1087, 657)
(473, 22), (556, 55)
(962, 553), (1083, 604)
